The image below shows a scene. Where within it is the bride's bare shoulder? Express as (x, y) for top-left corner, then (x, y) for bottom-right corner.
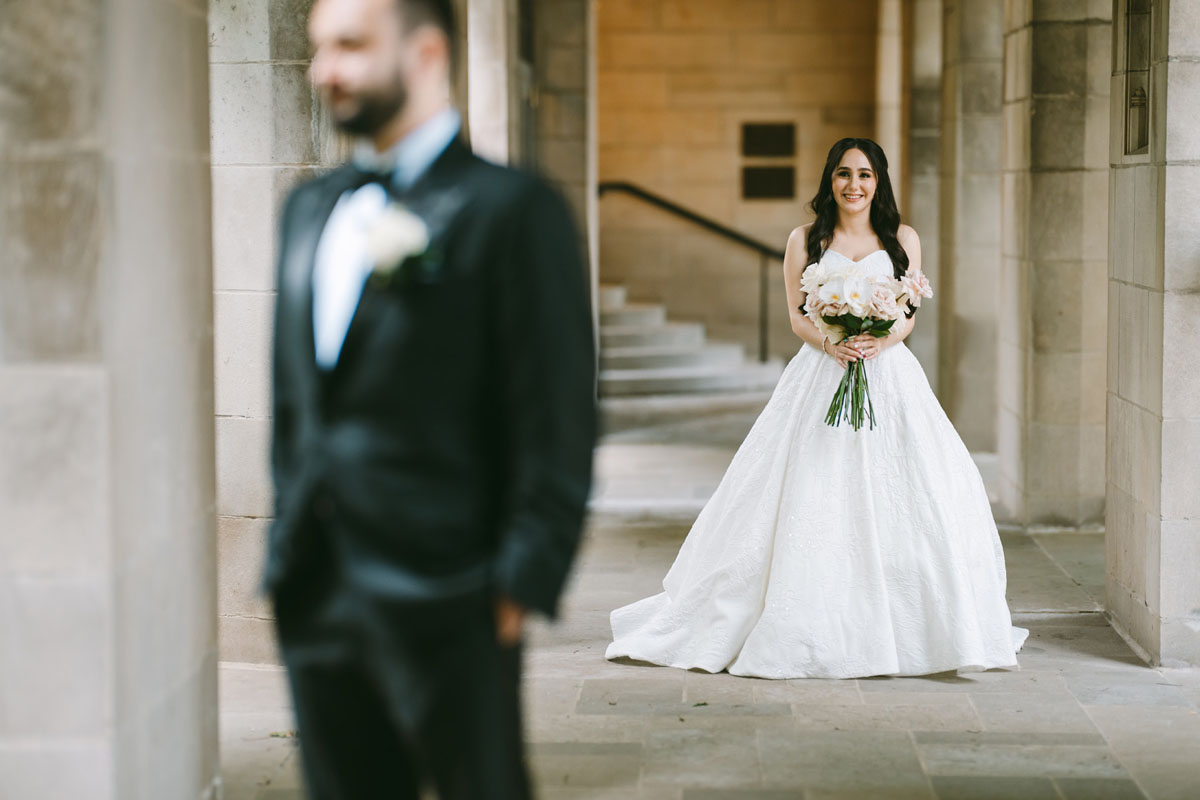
(898, 224), (920, 246)
(787, 223), (813, 250)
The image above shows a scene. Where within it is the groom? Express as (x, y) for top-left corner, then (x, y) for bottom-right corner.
(265, 0), (596, 797)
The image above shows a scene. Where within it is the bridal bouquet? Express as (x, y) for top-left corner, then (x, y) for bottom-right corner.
(800, 261), (933, 431)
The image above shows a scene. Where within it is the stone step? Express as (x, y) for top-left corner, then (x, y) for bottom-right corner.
(600, 322), (706, 349)
(597, 284), (628, 312)
(600, 303), (666, 328)
(601, 342), (744, 371)
(600, 389), (775, 434)
(599, 360), (784, 397)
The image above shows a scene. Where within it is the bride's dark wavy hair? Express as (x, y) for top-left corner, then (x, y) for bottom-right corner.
(805, 137), (909, 280)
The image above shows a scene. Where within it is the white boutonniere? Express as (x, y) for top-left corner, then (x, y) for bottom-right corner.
(365, 204), (434, 286)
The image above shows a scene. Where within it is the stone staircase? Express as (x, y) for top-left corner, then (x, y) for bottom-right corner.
(598, 285), (783, 398)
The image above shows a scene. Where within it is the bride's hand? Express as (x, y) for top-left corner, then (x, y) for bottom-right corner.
(828, 339), (861, 369)
(848, 333), (885, 361)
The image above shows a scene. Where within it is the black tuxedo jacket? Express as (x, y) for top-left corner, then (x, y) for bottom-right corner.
(266, 137), (596, 618)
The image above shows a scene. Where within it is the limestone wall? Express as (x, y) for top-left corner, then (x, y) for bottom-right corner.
(905, 0), (944, 385)
(998, 0), (1111, 526)
(536, 0), (592, 234)
(596, 0), (880, 359)
(1107, 0), (1200, 666)
(938, 0), (1004, 453)
(209, 0), (339, 664)
(0, 2), (220, 796)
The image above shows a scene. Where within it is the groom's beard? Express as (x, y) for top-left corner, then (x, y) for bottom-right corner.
(332, 74), (409, 138)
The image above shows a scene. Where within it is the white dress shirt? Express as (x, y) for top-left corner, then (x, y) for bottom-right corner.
(311, 108), (462, 370)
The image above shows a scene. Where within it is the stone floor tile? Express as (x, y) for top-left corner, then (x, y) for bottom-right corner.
(219, 711), (301, 800)
(969, 692), (1102, 734)
(683, 670), (758, 705)
(1053, 776), (1148, 800)
(917, 732), (1127, 779)
(682, 791), (802, 800)
(915, 731), (1109, 747)
(752, 679), (862, 706)
(860, 692), (976, 707)
(529, 741), (642, 791)
(256, 791), (305, 800)
(1082, 705), (1200, 752)
(791, 701), (982, 733)
(219, 664), (293, 712)
(540, 791), (682, 800)
(1104, 755), (1200, 800)
(1065, 672), (1192, 707)
(527, 712), (649, 744)
(757, 730), (928, 792)
(644, 715), (797, 736)
(858, 670), (1070, 695)
(807, 790), (935, 800)
(1015, 612), (1115, 627)
(1014, 650), (1148, 674)
(641, 727), (762, 788)
(1008, 575), (1099, 614)
(1032, 533), (1107, 604)
(930, 775), (1061, 800)
(997, 534), (1070, 576)
(525, 677), (584, 713)
(1157, 668), (1200, 709)
(576, 677), (685, 715)
(1019, 619), (1150, 663)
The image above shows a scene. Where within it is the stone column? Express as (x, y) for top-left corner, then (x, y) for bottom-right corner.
(0, 3), (219, 798)
(468, 0), (519, 164)
(999, 1), (1110, 526)
(1107, 0), (1200, 666)
(536, 0), (591, 233)
(209, 0), (341, 664)
(876, 0), (905, 197)
(938, 0), (1004, 452)
(586, 0), (600, 309)
(905, 0), (943, 384)
(453, 0), (471, 133)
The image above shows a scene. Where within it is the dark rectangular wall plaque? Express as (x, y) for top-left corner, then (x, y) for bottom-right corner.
(742, 166), (795, 199)
(742, 123), (796, 157)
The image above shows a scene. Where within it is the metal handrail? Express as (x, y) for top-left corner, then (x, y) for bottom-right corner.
(597, 181), (783, 363)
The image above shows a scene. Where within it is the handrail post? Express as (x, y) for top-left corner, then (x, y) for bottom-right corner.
(759, 253), (769, 364)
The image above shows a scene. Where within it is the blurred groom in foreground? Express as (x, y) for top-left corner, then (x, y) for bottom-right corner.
(264, 0), (596, 797)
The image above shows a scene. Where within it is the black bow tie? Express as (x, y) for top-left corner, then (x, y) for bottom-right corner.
(347, 165), (395, 193)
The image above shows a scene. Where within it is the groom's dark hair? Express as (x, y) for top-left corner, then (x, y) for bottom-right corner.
(394, 0), (458, 68)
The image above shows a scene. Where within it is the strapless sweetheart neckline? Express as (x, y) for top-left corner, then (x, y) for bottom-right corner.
(825, 248), (886, 264)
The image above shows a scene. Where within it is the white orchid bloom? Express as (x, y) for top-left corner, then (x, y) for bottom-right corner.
(843, 276), (869, 316)
(817, 278), (846, 308)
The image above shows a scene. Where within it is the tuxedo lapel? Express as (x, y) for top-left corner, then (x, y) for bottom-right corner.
(331, 138), (474, 381)
(281, 166), (363, 396)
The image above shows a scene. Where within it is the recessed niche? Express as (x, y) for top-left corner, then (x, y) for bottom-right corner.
(742, 166), (795, 200)
(1124, 0), (1151, 156)
(741, 123), (796, 158)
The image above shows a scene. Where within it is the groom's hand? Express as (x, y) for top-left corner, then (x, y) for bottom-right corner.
(494, 595), (526, 647)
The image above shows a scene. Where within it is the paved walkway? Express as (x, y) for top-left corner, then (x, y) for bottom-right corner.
(221, 411), (1200, 800)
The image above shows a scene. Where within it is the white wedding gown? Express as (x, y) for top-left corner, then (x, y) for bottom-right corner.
(606, 250), (1028, 680)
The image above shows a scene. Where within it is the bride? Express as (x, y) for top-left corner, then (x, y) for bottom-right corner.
(605, 138), (1028, 680)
